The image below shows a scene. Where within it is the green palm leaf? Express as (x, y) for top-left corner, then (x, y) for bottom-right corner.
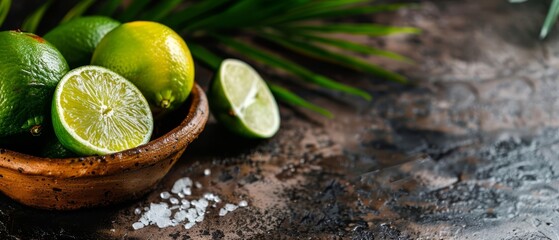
(540, 0), (559, 39)
(214, 34), (372, 100)
(267, 3), (411, 25)
(189, 42), (333, 117)
(269, 85), (333, 118)
(21, 0), (52, 33)
(6, 0), (419, 117)
(0, 0), (10, 27)
(60, 0), (95, 23)
(286, 23), (420, 36)
(97, 0), (123, 16)
(258, 30), (407, 83)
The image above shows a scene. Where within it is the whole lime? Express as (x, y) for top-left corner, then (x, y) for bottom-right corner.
(0, 30), (69, 137)
(43, 16), (120, 68)
(91, 21), (194, 114)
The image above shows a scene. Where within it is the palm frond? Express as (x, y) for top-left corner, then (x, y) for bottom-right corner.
(161, 0), (232, 29)
(269, 84), (333, 118)
(257, 30), (407, 83)
(118, 0), (150, 22)
(214, 34), (372, 100)
(60, 0), (95, 23)
(189, 42), (334, 117)
(188, 42), (221, 70)
(283, 24), (420, 36)
(21, 0), (52, 33)
(540, 0), (559, 39)
(284, 31), (412, 63)
(139, 0), (183, 21)
(0, 0), (10, 27)
(511, 0), (559, 39)
(97, 0), (123, 16)
(6, 0), (418, 117)
(266, 3), (412, 25)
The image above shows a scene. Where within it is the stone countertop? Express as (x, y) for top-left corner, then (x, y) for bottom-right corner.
(1, 0), (558, 239)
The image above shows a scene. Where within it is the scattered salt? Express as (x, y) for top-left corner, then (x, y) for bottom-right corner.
(196, 207), (205, 216)
(171, 177), (192, 194)
(156, 217), (174, 228)
(139, 217), (149, 225)
(186, 208), (197, 222)
(199, 199), (209, 208)
(203, 193), (215, 201)
(132, 173), (248, 231)
(184, 222), (195, 229)
(224, 203), (238, 212)
(160, 191), (171, 199)
(218, 208), (228, 216)
(132, 222), (145, 230)
(174, 210), (188, 222)
(183, 188), (192, 196)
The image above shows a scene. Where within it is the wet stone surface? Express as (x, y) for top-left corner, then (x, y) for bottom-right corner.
(1, 0), (559, 239)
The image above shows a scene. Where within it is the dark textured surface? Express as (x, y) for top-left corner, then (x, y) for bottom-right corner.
(1, 0), (559, 239)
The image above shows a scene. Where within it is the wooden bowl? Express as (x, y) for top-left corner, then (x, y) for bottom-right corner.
(0, 84), (209, 210)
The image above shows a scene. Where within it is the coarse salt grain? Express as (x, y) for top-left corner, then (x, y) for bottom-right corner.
(184, 222), (195, 229)
(199, 199), (209, 208)
(171, 177), (192, 194)
(186, 209), (197, 223)
(195, 182), (202, 189)
(156, 217), (174, 228)
(203, 193), (215, 201)
(218, 208), (228, 216)
(238, 200), (248, 207)
(204, 169), (211, 176)
(174, 210), (188, 222)
(170, 197), (179, 205)
(196, 207), (205, 216)
(183, 188), (192, 196)
(132, 222), (145, 230)
(134, 208), (142, 215)
(160, 191), (171, 199)
(224, 203), (238, 212)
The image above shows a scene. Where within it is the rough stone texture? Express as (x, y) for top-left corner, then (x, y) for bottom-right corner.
(1, 0), (559, 239)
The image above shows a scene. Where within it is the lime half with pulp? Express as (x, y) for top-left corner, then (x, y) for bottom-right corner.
(209, 59), (280, 138)
(52, 66), (153, 156)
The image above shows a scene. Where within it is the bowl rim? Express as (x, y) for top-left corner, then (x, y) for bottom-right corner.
(0, 84), (209, 179)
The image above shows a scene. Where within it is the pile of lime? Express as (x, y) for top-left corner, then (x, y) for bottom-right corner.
(0, 16), (280, 158)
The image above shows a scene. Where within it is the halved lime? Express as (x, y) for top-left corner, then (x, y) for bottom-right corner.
(209, 59), (280, 138)
(52, 66), (154, 156)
